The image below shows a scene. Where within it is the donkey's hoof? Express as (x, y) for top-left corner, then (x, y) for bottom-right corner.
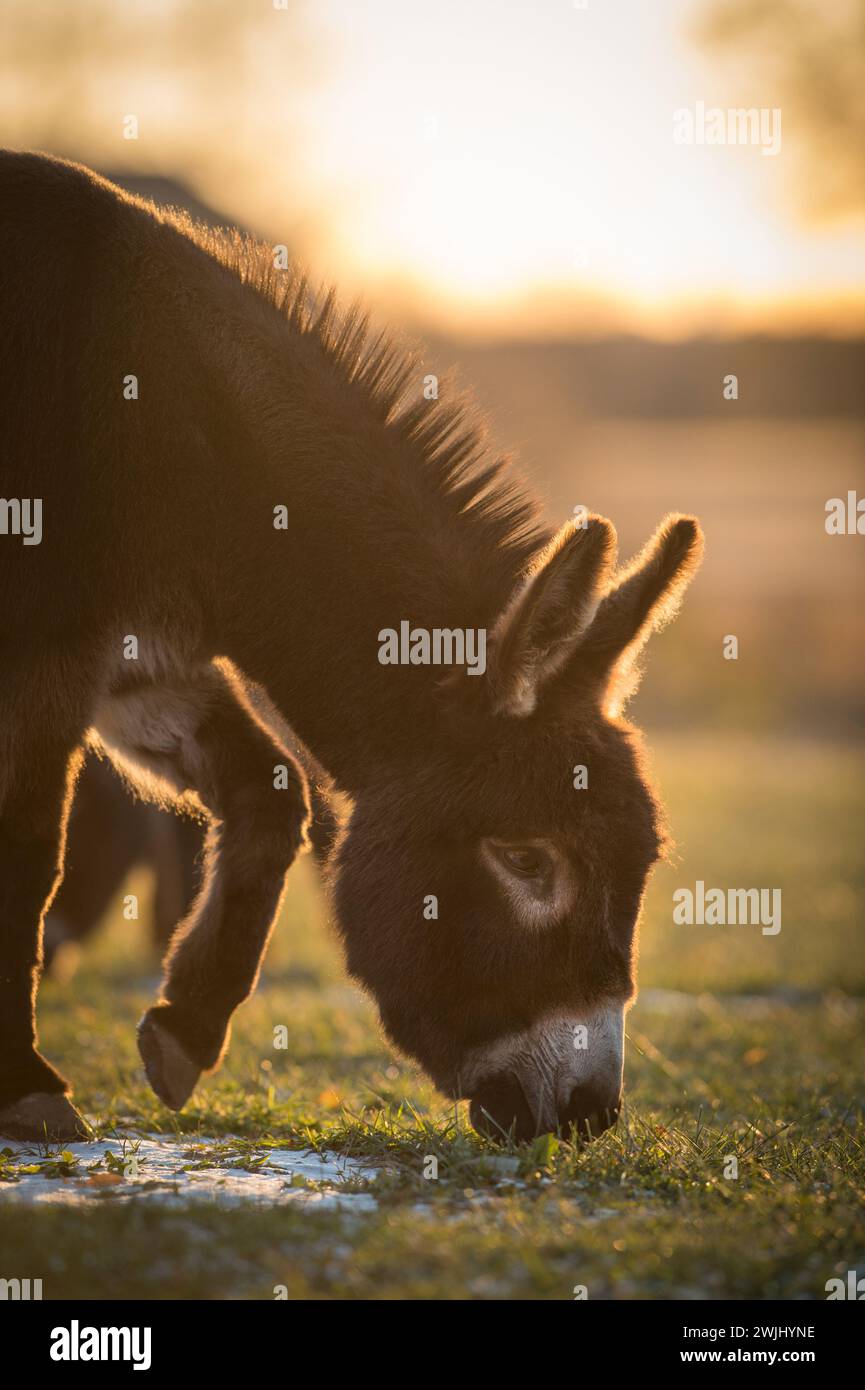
(138, 1009), (201, 1111)
(0, 1092), (92, 1142)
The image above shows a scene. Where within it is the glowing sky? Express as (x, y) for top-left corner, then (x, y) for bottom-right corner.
(5, 0), (863, 337)
(270, 0), (865, 336)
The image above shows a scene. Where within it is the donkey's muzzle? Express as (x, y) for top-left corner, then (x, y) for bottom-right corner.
(558, 1081), (621, 1141)
(469, 1073), (537, 1143)
(469, 1074), (620, 1144)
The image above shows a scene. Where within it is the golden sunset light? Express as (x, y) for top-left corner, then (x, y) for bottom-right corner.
(1, 0), (863, 1324)
(293, 0), (865, 335)
(2, 0), (863, 336)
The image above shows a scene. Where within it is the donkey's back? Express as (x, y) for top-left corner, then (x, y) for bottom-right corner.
(1, 151), (257, 624)
(0, 152), (156, 635)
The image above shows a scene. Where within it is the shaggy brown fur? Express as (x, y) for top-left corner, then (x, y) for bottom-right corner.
(0, 151), (702, 1142)
(44, 751), (338, 972)
(42, 756), (202, 969)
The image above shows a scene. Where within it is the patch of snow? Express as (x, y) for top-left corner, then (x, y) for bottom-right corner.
(0, 1134), (380, 1211)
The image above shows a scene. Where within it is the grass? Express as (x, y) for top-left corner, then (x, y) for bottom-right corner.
(1, 732), (863, 1300)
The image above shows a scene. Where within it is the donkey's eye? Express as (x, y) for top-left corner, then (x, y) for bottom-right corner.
(499, 846), (551, 879)
(480, 838), (568, 924)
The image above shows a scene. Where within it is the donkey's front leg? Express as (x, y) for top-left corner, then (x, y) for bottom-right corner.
(0, 662), (92, 1140)
(136, 689), (311, 1111)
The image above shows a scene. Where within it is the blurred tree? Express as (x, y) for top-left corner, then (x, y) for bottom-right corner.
(0, 0), (324, 235)
(696, 0), (865, 222)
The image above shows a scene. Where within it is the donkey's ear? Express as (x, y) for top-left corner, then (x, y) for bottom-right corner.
(577, 514), (703, 703)
(487, 515), (616, 716)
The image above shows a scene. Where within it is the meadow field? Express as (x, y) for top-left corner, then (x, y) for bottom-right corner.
(1, 730), (862, 1300)
(2, 0), (862, 1313)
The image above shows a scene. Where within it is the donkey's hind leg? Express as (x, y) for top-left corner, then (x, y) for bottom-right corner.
(0, 666), (91, 1140)
(95, 664), (311, 1111)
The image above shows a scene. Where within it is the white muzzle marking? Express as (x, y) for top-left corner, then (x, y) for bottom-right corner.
(460, 1002), (626, 1131)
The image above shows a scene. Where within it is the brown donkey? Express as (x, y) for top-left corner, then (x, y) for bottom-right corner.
(43, 755), (203, 970)
(0, 151), (703, 1143)
(44, 751), (337, 972)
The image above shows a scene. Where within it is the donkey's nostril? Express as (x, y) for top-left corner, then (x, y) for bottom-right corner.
(469, 1073), (537, 1144)
(559, 1082), (621, 1141)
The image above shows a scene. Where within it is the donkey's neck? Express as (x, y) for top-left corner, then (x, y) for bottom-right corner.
(188, 261), (540, 791)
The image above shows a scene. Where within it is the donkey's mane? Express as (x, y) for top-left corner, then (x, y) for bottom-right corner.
(179, 214), (548, 581)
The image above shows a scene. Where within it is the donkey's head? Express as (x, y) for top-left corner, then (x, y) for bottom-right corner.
(334, 514), (703, 1142)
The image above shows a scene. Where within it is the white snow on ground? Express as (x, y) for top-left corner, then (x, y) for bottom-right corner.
(0, 1135), (381, 1210)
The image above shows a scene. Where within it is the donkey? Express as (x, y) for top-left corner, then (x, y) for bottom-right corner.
(0, 150), (703, 1144)
(44, 749), (337, 972)
(43, 755), (203, 970)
